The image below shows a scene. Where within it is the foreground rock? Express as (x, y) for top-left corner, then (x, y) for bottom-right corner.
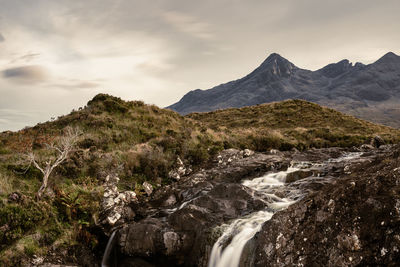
(102, 146), (398, 266)
(252, 145), (400, 266)
(115, 149), (287, 266)
(99, 174), (138, 233)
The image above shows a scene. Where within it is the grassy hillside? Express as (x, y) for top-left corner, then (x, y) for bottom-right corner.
(0, 95), (399, 265)
(0, 94), (227, 265)
(188, 99), (400, 150)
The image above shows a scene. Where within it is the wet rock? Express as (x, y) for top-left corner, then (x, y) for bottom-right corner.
(111, 146), (396, 266)
(118, 257), (155, 267)
(163, 232), (181, 255)
(285, 170), (313, 183)
(253, 145), (400, 267)
(119, 219), (164, 257)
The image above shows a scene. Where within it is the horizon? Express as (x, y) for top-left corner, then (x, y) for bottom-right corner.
(1, 50), (398, 133)
(1, 0), (400, 131)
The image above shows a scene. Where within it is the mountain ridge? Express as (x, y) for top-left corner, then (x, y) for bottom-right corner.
(168, 52), (400, 128)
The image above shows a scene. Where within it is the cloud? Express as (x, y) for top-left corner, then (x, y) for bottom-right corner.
(2, 65), (48, 84)
(19, 53), (40, 62)
(0, 108), (41, 131)
(163, 11), (214, 40)
(52, 81), (101, 90)
(0, 0), (399, 132)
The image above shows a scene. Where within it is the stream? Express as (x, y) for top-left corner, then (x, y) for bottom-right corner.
(100, 150), (366, 267)
(208, 152), (363, 267)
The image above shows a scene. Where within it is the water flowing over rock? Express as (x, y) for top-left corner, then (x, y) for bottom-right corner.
(252, 145), (400, 266)
(102, 145), (400, 266)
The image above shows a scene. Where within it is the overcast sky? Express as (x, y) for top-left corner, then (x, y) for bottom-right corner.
(0, 0), (399, 131)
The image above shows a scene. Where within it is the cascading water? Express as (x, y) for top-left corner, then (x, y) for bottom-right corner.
(101, 230), (117, 267)
(208, 166), (301, 267)
(208, 152), (363, 267)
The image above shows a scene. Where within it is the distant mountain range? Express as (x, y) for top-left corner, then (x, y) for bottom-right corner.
(167, 52), (400, 128)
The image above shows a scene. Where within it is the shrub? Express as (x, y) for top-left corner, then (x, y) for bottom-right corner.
(135, 147), (174, 181)
(249, 135), (282, 151)
(185, 143), (209, 165)
(0, 202), (44, 247)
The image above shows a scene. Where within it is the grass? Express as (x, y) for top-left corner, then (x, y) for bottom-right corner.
(188, 99), (400, 150)
(0, 94), (399, 265)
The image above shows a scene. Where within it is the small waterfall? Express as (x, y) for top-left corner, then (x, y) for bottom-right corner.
(101, 230), (117, 267)
(208, 152), (363, 267)
(208, 166), (301, 267)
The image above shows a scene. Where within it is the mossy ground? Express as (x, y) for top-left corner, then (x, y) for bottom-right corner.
(0, 94), (399, 265)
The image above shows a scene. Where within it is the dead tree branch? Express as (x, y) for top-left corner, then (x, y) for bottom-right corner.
(28, 126), (81, 199)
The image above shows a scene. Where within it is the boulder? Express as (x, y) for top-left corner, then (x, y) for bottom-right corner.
(99, 174), (138, 230)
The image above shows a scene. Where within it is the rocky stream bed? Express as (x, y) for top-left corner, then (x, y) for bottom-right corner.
(96, 144), (400, 267)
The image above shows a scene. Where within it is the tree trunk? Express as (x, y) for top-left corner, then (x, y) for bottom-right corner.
(37, 165), (51, 199)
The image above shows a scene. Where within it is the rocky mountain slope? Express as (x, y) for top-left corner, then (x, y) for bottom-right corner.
(0, 94), (399, 266)
(168, 52), (400, 128)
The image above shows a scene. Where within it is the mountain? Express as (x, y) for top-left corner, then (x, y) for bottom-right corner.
(168, 52), (400, 128)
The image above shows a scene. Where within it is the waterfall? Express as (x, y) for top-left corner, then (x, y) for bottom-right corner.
(208, 167), (300, 267)
(101, 230), (117, 267)
(208, 152), (363, 267)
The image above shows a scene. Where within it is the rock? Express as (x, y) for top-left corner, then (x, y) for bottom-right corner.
(99, 174), (138, 230)
(242, 149), (254, 157)
(168, 157), (191, 181)
(142, 182), (153, 196)
(31, 255), (44, 265)
(118, 257), (155, 267)
(111, 147), (393, 266)
(162, 194), (177, 207)
(8, 192), (21, 202)
(270, 149), (280, 154)
(372, 135), (385, 148)
(360, 144), (374, 150)
(253, 145), (400, 266)
(285, 170), (313, 183)
(163, 232), (181, 255)
(119, 219), (164, 256)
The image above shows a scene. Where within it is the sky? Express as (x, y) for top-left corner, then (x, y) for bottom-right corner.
(0, 0), (400, 131)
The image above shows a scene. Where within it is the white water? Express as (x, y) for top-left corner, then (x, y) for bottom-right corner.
(208, 152), (363, 267)
(208, 167), (300, 267)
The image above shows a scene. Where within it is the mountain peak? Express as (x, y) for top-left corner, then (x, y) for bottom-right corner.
(265, 52), (284, 60)
(375, 52), (400, 64)
(318, 59), (354, 78)
(383, 51), (398, 58)
(259, 53), (296, 77)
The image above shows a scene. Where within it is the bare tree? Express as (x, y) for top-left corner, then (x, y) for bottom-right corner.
(28, 127), (81, 199)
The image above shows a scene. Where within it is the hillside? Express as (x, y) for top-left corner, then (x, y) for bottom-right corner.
(188, 99), (400, 150)
(0, 94), (225, 265)
(0, 94), (399, 265)
(168, 52), (400, 128)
